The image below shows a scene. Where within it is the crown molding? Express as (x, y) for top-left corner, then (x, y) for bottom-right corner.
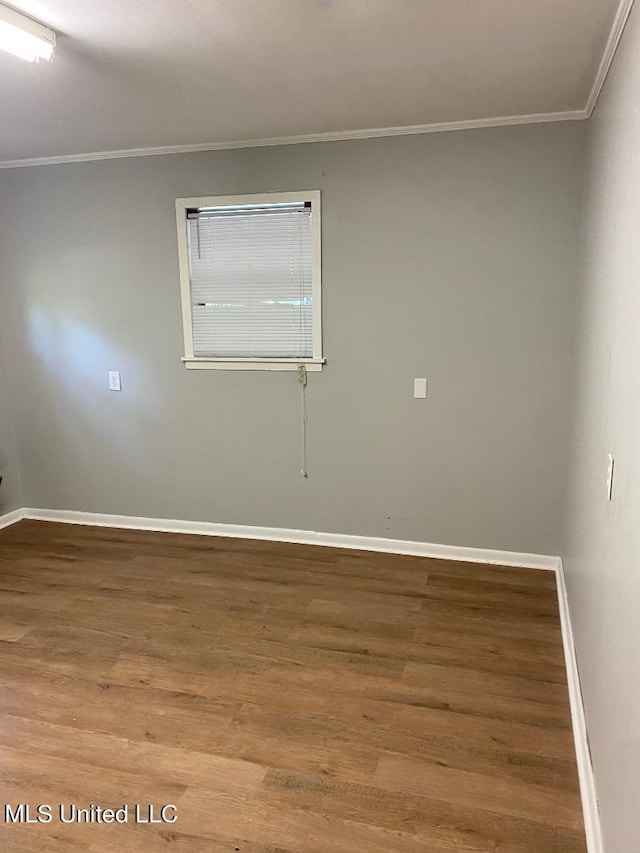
(585, 0), (636, 116)
(0, 109), (587, 170)
(0, 0), (633, 171)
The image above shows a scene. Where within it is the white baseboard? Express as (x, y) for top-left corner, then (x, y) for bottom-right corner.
(555, 559), (603, 853)
(0, 507), (25, 530)
(19, 507), (560, 571)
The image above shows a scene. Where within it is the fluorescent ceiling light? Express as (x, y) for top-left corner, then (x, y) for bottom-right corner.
(0, 3), (55, 62)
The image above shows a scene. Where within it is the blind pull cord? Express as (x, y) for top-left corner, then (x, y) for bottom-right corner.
(298, 364), (308, 478)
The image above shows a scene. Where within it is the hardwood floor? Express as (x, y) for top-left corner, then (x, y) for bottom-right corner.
(0, 520), (586, 852)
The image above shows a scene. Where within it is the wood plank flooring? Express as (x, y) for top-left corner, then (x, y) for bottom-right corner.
(0, 520), (586, 852)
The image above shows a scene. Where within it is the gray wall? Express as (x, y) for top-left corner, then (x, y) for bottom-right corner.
(563, 4), (640, 850)
(0, 338), (21, 513)
(0, 123), (585, 553)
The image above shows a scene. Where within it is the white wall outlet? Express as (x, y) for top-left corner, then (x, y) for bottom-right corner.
(108, 371), (121, 391)
(413, 378), (427, 399)
(606, 453), (615, 501)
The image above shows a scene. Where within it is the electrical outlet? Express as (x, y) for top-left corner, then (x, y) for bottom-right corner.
(413, 378), (427, 399)
(108, 371), (121, 391)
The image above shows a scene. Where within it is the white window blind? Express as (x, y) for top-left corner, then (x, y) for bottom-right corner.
(187, 203), (313, 359)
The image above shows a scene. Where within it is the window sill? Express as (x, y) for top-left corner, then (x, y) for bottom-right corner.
(181, 357), (325, 372)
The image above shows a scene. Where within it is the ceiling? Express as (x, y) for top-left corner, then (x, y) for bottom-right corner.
(0, 0), (629, 165)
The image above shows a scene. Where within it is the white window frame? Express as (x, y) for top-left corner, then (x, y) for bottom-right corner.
(175, 190), (324, 371)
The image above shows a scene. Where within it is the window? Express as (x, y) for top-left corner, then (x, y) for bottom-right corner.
(175, 191), (323, 370)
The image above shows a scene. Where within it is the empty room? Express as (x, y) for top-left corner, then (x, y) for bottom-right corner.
(0, 1), (638, 851)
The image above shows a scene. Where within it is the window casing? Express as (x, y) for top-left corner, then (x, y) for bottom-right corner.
(175, 191), (323, 371)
